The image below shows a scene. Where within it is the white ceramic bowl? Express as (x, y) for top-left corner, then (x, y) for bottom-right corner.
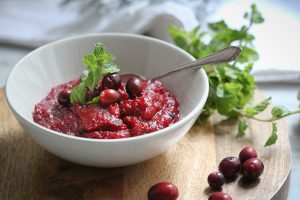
(6, 33), (209, 167)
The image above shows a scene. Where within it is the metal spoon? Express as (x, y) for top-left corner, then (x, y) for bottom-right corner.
(121, 46), (241, 82)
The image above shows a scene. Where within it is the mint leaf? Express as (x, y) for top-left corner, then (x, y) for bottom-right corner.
(246, 97), (271, 117)
(264, 123), (278, 146)
(70, 43), (120, 104)
(237, 118), (248, 137)
(271, 106), (290, 118)
(82, 54), (97, 70)
(215, 83), (240, 116)
(80, 70), (89, 81)
(86, 96), (100, 105)
(87, 66), (102, 92)
(208, 20), (228, 32)
(243, 63), (253, 73)
(70, 83), (86, 104)
(168, 25), (190, 50)
(244, 4), (264, 24)
(237, 46), (259, 63)
(251, 4), (265, 24)
(93, 42), (106, 56)
(102, 63), (120, 74)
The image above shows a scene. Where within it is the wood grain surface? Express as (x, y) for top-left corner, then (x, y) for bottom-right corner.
(0, 88), (291, 200)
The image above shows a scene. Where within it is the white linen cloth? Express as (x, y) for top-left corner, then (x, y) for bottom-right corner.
(0, 0), (299, 83)
(0, 0), (202, 47)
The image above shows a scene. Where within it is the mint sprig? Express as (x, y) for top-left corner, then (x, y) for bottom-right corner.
(70, 43), (120, 104)
(169, 4), (300, 146)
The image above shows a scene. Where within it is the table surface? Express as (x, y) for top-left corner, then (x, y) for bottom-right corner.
(0, 45), (299, 199)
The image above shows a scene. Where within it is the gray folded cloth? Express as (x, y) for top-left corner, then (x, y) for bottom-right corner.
(0, 0), (213, 47)
(253, 70), (300, 83)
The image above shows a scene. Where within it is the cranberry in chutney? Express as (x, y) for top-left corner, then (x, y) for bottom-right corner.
(102, 73), (121, 90)
(100, 89), (121, 106)
(57, 89), (71, 106)
(126, 77), (143, 98)
(148, 182), (179, 200)
(218, 157), (241, 177)
(239, 146), (258, 163)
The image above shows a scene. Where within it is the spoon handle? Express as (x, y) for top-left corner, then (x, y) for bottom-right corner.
(151, 46), (241, 81)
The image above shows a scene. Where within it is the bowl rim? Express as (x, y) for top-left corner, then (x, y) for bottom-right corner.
(5, 33), (209, 143)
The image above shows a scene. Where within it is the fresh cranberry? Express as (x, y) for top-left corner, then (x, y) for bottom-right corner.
(99, 89), (121, 106)
(242, 158), (264, 180)
(126, 77), (143, 98)
(57, 90), (71, 106)
(102, 73), (121, 90)
(239, 147), (258, 163)
(218, 157), (241, 177)
(208, 192), (232, 200)
(207, 171), (225, 189)
(147, 182), (179, 200)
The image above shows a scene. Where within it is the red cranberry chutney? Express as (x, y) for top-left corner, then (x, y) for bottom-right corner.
(33, 78), (180, 139)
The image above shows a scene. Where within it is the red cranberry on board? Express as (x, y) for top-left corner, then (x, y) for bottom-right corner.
(218, 157), (241, 177)
(126, 77), (143, 98)
(147, 182), (179, 200)
(57, 90), (71, 106)
(242, 158), (264, 180)
(239, 147), (258, 163)
(102, 73), (121, 90)
(99, 89), (121, 106)
(207, 171), (225, 189)
(208, 192), (232, 200)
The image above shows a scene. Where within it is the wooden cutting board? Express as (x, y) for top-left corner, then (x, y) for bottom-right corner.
(0, 88), (291, 200)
